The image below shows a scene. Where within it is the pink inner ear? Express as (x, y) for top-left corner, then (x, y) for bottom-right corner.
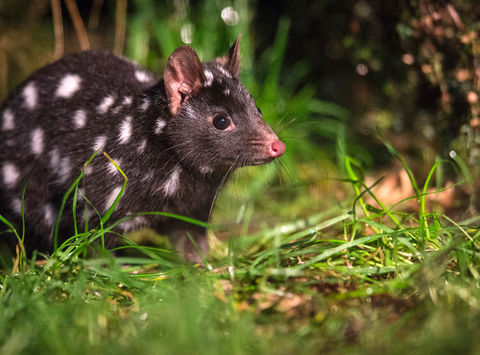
(164, 46), (206, 115)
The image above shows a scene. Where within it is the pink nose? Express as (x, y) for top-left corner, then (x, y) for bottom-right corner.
(268, 139), (286, 158)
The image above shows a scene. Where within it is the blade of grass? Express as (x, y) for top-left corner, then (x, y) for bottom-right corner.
(53, 150), (99, 250)
(420, 161), (442, 242)
(294, 233), (387, 270)
(101, 152), (127, 225)
(384, 141), (419, 196)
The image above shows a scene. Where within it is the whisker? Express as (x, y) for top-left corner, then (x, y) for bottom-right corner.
(278, 116), (300, 131)
(273, 112), (292, 132)
(208, 154), (240, 218)
(277, 159), (295, 186)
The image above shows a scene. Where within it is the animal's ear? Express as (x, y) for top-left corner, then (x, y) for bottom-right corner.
(215, 34), (241, 77)
(164, 46), (206, 115)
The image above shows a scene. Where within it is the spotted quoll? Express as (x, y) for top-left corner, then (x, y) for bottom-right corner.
(0, 36), (285, 262)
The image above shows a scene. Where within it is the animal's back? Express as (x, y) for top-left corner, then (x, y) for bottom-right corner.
(0, 51), (158, 249)
(1, 51), (156, 132)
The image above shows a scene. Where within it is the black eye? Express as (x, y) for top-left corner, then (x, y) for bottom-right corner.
(256, 106), (263, 115)
(212, 115), (231, 130)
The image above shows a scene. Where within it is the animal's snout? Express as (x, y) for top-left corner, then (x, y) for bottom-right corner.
(267, 139), (286, 158)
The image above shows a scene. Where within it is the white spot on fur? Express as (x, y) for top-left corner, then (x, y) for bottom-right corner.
(2, 109), (15, 131)
(11, 198), (22, 214)
(142, 171), (154, 182)
(58, 157), (71, 184)
(49, 148), (60, 169)
(92, 135), (107, 151)
(137, 139), (147, 153)
(49, 148), (70, 183)
(223, 88), (230, 95)
(140, 98), (150, 111)
(31, 128), (44, 155)
(120, 214), (148, 233)
(112, 96), (134, 114)
(200, 166), (213, 174)
(162, 166), (181, 196)
(43, 204), (55, 225)
(23, 82), (38, 109)
(154, 119), (166, 134)
(77, 187), (85, 201)
(2, 163), (20, 188)
(73, 110), (87, 128)
(183, 104), (196, 119)
(122, 96), (132, 106)
(118, 116), (132, 144)
(204, 70), (214, 86)
(135, 70), (153, 83)
(56, 74), (82, 98)
(107, 158), (122, 175)
(217, 65), (232, 78)
(97, 95), (115, 114)
(84, 165), (93, 175)
(105, 185), (123, 211)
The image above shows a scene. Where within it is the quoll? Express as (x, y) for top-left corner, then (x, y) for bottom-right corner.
(0, 36), (285, 262)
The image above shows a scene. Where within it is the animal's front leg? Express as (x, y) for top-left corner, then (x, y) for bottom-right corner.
(170, 227), (209, 263)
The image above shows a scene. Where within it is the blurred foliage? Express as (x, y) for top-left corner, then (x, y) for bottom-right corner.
(398, 0), (480, 206)
(252, 0), (480, 214)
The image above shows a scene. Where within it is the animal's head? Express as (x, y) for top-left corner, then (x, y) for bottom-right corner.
(162, 35), (285, 173)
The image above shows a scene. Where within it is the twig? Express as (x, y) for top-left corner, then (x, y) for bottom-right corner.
(114, 0), (127, 55)
(0, 44), (7, 101)
(474, 59), (480, 93)
(446, 3), (465, 31)
(50, 0), (64, 59)
(64, 0), (90, 51)
(88, 0), (104, 30)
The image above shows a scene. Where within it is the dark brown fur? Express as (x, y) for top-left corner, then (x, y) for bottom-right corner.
(0, 37), (285, 261)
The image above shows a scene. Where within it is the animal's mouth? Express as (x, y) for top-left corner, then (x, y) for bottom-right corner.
(248, 156), (275, 166)
(220, 138), (285, 168)
(232, 153), (277, 167)
(242, 138), (286, 166)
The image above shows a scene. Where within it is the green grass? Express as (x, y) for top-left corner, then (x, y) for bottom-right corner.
(1, 152), (479, 354)
(1, 1), (480, 354)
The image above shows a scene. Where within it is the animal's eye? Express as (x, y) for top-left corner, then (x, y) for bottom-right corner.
(256, 106), (262, 115)
(212, 115), (231, 130)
